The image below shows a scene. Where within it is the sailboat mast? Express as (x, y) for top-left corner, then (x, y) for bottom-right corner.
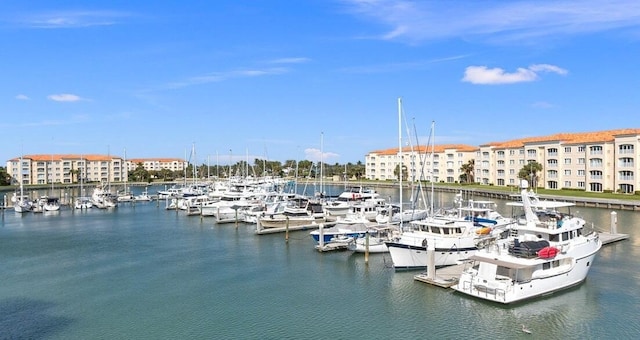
(430, 121), (435, 216)
(320, 132), (324, 197)
(398, 97), (403, 224)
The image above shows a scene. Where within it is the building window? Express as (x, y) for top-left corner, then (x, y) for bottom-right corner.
(589, 146), (603, 155)
(619, 157), (634, 168)
(547, 148), (558, 157)
(619, 184), (634, 194)
(619, 144), (634, 154)
(619, 171), (634, 181)
(564, 147), (572, 153)
(589, 158), (603, 167)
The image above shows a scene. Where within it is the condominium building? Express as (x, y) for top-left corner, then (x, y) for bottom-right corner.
(6, 154), (125, 185)
(365, 144), (478, 182)
(365, 128), (640, 193)
(476, 129), (640, 193)
(126, 158), (186, 172)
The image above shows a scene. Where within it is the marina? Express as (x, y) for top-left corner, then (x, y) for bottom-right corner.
(0, 184), (638, 338)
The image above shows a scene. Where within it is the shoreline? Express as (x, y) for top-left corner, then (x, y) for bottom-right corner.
(2, 179), (640, 211)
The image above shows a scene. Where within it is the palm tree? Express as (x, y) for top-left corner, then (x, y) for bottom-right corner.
(68, 169), (80, 183)
(394, 164), (408, 181)
(459, 159), (475, 183)
(518, 161), (543, 188)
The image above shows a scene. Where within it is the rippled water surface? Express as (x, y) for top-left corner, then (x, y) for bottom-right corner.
(1, 185), (639, 339)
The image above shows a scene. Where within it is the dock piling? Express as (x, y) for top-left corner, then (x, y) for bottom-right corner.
(610, 211), (618, 234)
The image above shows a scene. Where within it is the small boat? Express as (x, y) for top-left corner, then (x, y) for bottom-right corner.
(347, 224), (399, 253)
(134, 188), (153, 202)
(310, 223), (369, 251)
(75, 197), (93, 209)
(43, 197), (61, 212)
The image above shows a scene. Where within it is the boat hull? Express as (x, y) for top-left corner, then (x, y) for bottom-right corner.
(453, 240), (602, 304)
(385, 241), (477, 270)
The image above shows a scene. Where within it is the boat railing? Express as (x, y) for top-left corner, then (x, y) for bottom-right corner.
(459, 280), (507, 302)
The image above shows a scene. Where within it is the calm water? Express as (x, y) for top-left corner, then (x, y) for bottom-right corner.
(1, 185), (639, 339)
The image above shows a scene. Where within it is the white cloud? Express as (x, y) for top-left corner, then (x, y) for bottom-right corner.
(341, 0), (640, 43)
(304, 148), (340, 162)
(462, 64), (567, 85)
(47, 93), (83, 102)
(16, 94), (30, 100)
(166, 67), (288, 90)
(16, 10), (129, 29)
(529, 64), (569, 75)
(269, 57), (311, 64)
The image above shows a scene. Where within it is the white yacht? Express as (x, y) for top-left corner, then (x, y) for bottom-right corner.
(452, 180), (602, 304)
(384, 199), (514, 270)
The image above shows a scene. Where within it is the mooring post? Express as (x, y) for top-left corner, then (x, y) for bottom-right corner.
(610, 211), (618, 234)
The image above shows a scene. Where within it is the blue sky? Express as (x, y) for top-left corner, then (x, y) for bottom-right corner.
(2, 0), (640, 166)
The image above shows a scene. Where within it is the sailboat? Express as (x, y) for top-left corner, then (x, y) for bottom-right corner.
(43, 155), (61, 212)
(13, 155), (33, 213)
(75, 156), (93, 209)
(375, 98), (428, 224)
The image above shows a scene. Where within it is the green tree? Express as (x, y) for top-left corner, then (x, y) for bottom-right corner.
(394, 164), (408, 181)
(459, 159), (475, 183)
(0, 167), (10, 186)
(130, 163), (150, 182)
(67, 169), (80, 184)
(158, 168), (174, 181)
(518, 161), (543, 188)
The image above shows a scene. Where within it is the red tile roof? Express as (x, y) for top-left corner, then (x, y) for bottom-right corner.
(482, 129), (640, 148)
(368, 144), (479, 155)
(9, 154), (121, 162)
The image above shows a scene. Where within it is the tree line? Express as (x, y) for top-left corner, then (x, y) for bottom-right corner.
(126, 159), (366, 183)
(0, 160), (543, 186)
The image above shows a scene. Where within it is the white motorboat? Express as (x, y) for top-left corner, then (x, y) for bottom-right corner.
(43, 196), (61, 212)
(310, 222), (370, 251)
(134, 189), (153, 202)
(452, 180), (602, 304)
(75, 197), (93, 209)
(375, 204), (429, 224)
(91, 185), (118, 209)
(347, 224), (400, 253)
(258, 196), (326, 229)
(323, 186), (380, 217)
(384, 182), (517, 270)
